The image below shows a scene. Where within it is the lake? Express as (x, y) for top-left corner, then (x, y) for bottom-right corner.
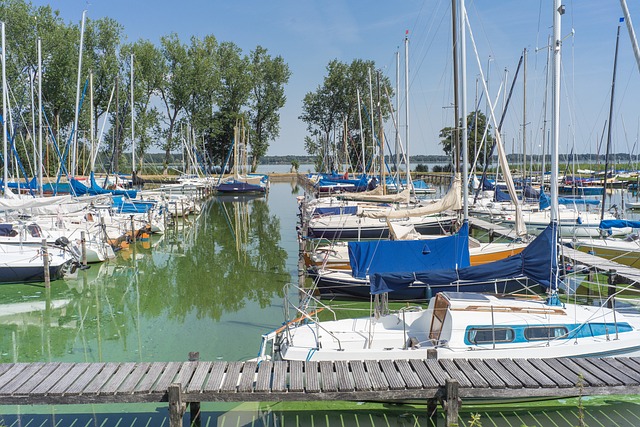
(1, 180), (640, 426)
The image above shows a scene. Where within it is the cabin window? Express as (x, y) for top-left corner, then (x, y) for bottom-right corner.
(524, 326), (568, 341)
(467, 327), (514, 344)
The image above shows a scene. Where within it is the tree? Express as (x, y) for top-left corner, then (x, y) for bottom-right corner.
(158, 33), (190, 174)
(440, 110), (494, 168)
(206, 41), (251, 168)
(246, 46), (290, 172)
(300, 59), (393, 173)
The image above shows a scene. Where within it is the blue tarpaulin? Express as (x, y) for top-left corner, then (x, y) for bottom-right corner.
(370, 222), (558, 294)
(348, 222), (470, 280)
(312, 206), (358, 216)
(539, 189), (600, 210)
(599, 219), (640, 229)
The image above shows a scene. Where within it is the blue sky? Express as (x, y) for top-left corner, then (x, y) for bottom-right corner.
(30, 1), (640, 158)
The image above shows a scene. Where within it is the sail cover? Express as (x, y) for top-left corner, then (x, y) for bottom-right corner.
(348, 222), (470, 280)
(370, 222), (558, 294)
(358, 174), (462, 219)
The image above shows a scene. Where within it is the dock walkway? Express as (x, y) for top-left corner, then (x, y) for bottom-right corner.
(2, 356), (640, 426)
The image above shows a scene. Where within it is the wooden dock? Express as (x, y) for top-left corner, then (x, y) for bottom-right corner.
(2, 356), (640, 427)
(561, 245), (640, 286)
(468, 216), (520, 241)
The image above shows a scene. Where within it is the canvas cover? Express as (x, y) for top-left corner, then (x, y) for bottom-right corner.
(348, 222), (470, 280)
(370, 222), (558, 294)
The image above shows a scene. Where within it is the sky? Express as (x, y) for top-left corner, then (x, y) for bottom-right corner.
(26, 1), (640, 158)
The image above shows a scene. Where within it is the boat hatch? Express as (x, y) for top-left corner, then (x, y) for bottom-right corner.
(429, 293), (450, 342)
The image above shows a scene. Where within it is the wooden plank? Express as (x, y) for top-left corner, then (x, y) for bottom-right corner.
(254, 361), (272, 393)
(289, 360), (304, 393)
(497, 359), (538, 388)
(63, 363), (106, 395)
(203, 362), (227, 392)
(571, 358), (622, 386)
(31, 363), (74, 394)
(48, 363), (91, 395)
(543, 358), (581, 385)
(9, 362), (60, 395)
(152, 362), (182, 393)
(395, 360), (422, 389)
(379, 360), (405, 390)
(525, 359), (574, 388)
(334, 361), (354, 392)
(409, 360), (439, 388)
(305, 361), (320, 393)
(0, 364), (14, 377)
(117, 363), (151, 394)
(0, 363), (46, 395)
(364, 360), (388, 391)
(453, 359), (489, 388)
(102, 363), (137, 394)
(482, 359), (521, 388)
(0, 364), (28, 389)
(173, 361), (198, 390)
(134, 362), (167, 393)
(319, 361), (337, 392)
(439, 359), (472, 388)
(555, 358), (604, 387)
(238, 361), (258, 392)
(424, 359), (450, 386)
(219, 361), (242, 392)
(186, 361), (212, 393)
(598, 358), (640, 383)
(81, 363), (120, 394)
(349, 361), (372, 391)
(467, 359), (505, 389)
(615, 358), (640, 380)
(272, 361), (288, 392)
(512, 359), (557, 388)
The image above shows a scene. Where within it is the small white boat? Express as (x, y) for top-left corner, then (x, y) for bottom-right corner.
(258, 290), (640, 362)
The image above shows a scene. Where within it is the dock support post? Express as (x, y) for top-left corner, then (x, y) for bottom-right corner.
(607, 269), (617, 309)
(168, 383), (186, 427)
(42, 239), (50, 287)
(189, 352), (201, 427)
(80, 231), (87, 267)
(444, 378), (460, 426)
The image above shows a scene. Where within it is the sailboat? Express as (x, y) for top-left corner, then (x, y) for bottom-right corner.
(216, 120), (268, 194)
(257, 0), (640, 363)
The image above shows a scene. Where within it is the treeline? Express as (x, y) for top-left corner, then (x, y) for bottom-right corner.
(0, 0), (290, 178)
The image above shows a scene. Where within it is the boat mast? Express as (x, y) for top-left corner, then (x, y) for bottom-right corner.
(37, 37), (43, 196)
(404, 32), (411, 189)
(357, 89), (365, 174)
(131, 53), (135, 174)
(451, 0), (460, 174)
(71, 10), (87, 178)
(1, 22), (7, 196)
(522, 48), (527, 187)
(550, 0), (562, 226)
(460, 0), (469, 221)
(395, 49), (400, 186)
(602, 23), (622, 220)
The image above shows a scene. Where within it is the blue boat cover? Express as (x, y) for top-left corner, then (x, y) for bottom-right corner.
(599, 219), (640, 229)
(495, 186), (511, 201)
(313, 206), (358, 216)
(348, 222), (470, 280)
(370, 222), (558, 294)
(111, 196), (155, 214)
(539, 190), (600, 210)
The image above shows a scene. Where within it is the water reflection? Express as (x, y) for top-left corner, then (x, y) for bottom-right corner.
(0, 194), (289, 364)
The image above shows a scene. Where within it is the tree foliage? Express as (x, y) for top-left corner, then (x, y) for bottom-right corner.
(440, 110), (494, 168)
(0, 1), (291, 178)
(300, 59), (393, 173)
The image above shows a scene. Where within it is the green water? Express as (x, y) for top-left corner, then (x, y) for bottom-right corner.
(1, 181), (640, 426)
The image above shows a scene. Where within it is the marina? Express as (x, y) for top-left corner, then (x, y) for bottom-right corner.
(0, 0), (639, 425)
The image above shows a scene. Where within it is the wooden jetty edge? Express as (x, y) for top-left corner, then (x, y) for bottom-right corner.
(1, 356), (640, 426)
